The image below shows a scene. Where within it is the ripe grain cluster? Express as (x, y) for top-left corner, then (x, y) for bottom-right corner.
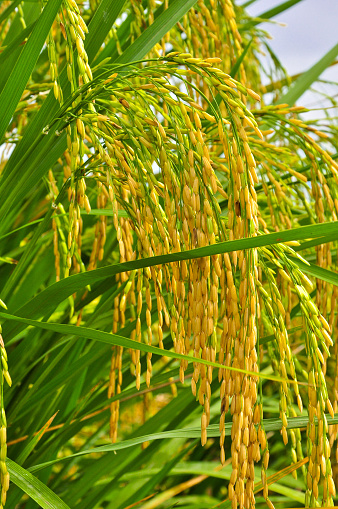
(0, 1), (337, 508)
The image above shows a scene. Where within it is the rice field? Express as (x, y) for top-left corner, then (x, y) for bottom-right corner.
(0, 1), (337, 508)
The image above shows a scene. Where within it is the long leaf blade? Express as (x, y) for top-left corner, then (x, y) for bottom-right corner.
(28, 414), (338, 473)
(0, 311), (287, 385)
(241, 0), (304, 29)
(7, 458), (70, 509)
(0, 0), (62, 142)
(3, 220), (338, 340)
(116, 0), (198, 64)
(279, 41), (338, 105)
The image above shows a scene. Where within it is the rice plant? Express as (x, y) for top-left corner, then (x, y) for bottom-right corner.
(0, 0), (337, 508)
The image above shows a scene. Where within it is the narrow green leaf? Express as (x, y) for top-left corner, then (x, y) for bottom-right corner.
(1, 170), (69, 299)
(260, 326), (303, 346)
(116, 0), (199, 64)
(4, 220), (338, 340)
(0, 0), (22, 26)
(241, 0), (304, 29)
(207, 39), (253, 113)
(121, 441), (198, 509)
(279, 41), (338, 105)
(0, 311), (287, 385)
(85, 208), (129, 218)
(7, 458), (70, 509)
(9, 295), (137, 415)
(255, 0), (304, 21)
(230, 39), (253, 78)
(296, 233), (338, 251)
(85, 0), (126, 61)
(254, 153), (338, 194)
(29, 413), (338, 473)
(292, 258), (338, 287)
(93, 11), (133, 64)
(0, 21), (36, 66)
(0, 208), (127, 242)
(0, 0), (125, 219)
(241, 0), (257, 8)
(15, 413), (58, 465)
(0, 0), (62, 142)
(0, 218), (43, 241)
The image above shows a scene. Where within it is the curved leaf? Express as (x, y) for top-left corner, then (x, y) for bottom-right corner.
(29, 413), (338, 473)
(0, 0), (62, 142)
(7, 458), (70, 509)
(116, 0), (199, 64)
(0, 311), (287, 385)
(4, 219), (338, 340)
(279, 41), (338, 105)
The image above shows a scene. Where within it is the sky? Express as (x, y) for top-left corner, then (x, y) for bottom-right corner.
(241, 0), (338, 113)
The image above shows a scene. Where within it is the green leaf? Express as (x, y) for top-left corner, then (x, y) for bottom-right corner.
(279, 41), (338, 105)
(85, 0), (126, 61)
(0, 0), (62, 142)
(0, 0), (22, 26)
(115, 0), (199, 64)
(10, 339), (110, 419)
(260, 326), (303, 346)
(93, 11), (133, 65)
(85, 208), (129, 218)
(241, 0), (305, 29)
(1, 178), (68, 299)
(0, 218), (43, 241)
(0, 311), (286, 385)
(255, 0), (304, 21)
(0, 22), (36, 67)
(292, 258), (338, 287)
(121, 440), (198, 509)
(15, 413), (58, 465)
(230, 38), (253, 78)
(29, 413), (338, 473)
(0, 0), (125, 224)
(3, 220), (338, 339)
(7, 458), (70, 509)
(207, 39), (253, 113)
(296, 233), (338, 251)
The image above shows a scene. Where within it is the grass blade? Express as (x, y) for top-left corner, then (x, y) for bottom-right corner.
(241, 0), (304, 30)
(85, 0), (126, 61)
(0, 22), (35, 67)
(0, 0), (22, 26)
(28, 414), (338, 473)
(0, 0), (125, 219)
(0, 0), (62, 142)
(6, 458), (70, 509)
(0, 311), (288, 385)
(255, 0), (304, 21)
(279, 41), (338, 105)
(116, 0), (199, 64)
(15, 413), (58, 465)
(3, 220), (337, 340)
(292, 259), (338, 286)
(230, 38), (253, 78)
